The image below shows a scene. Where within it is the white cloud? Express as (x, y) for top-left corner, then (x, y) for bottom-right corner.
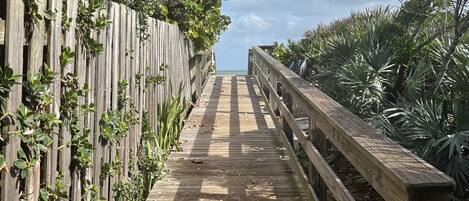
(215, 0), (401, 71)
(238, 14), (271, 30)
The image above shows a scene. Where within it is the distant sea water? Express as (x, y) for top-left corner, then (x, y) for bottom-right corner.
(216, 71), (248, 75)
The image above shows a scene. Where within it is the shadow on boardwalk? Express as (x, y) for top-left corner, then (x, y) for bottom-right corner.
(148, 76), (306, 201)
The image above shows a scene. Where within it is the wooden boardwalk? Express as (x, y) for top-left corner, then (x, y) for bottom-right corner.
(148, 76), (307, 201)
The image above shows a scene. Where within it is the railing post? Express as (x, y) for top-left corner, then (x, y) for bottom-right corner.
(281, 87), (294, 146)
(248, 49), (253, 75)
(269, 74), (279, 116)
(308, 116), (328, 200)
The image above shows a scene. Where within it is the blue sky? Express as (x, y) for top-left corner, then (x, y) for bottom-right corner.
(214, 0), (401, 71)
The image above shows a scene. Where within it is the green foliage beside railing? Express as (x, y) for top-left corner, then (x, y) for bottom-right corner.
(270, 1), (469, 198)
(113, 0), (230, 51)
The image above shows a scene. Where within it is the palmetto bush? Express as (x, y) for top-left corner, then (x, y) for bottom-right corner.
(271, 1), (469, 199)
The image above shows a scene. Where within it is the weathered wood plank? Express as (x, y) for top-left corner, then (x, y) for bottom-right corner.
(74, 6), (88, 201)
(309, 118), (327, 201)
(150, 76), (310, 201)
(253, 61), (355, 201)
(1, 1), (25, 200)
(24, 0), (46, 200)
(60, 0), (78, 199)
(123, 5), (132, 177)
(0, 19), (4, 44)
(100, 3), (113, 198)
(46, 0), (62, 188)
(27, 1), (46, 75)
(129, 8), (137, 169)
(118, 3), (128, 179)
(109, 3), (120, 198)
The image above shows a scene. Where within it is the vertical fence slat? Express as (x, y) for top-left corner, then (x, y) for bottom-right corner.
(74, 3), (88, 199)
(100, 3), (113, 199)
(87, 8), (98, 187)
(25, 0), (46, 200)
(128, 9), (136, 170)
(46, 0), (62, 187)
(27, 0), (45, 75)
(151, 19), (158, 133)
(61, 0), (78, 199)
(1, 1), (25, 200)
(109, 3), (120, 198)
(118, 3), (128, 179)
(124, 6), (132, 177)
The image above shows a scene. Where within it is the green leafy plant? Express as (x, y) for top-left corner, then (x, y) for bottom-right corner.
(76, 0), (111, 54)
(101, 156), (121, 182)
(100, 80), (138, 144)
(39, 172), (69, 201)
(15, 65), (61, 180)
(113, 0), (230, 51)
(113, 164), (145, 201)
(59, 47), (98, 199)
(114, 85), (188, 201)
(138, 112), (167, 198)
(156, 85), (189, 152)
(0, 65), (20, 125)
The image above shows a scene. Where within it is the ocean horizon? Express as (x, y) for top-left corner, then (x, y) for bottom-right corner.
(216, 70), (248, 75)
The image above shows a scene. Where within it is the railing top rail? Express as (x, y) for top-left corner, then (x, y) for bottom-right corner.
(250, 46), (455, 200)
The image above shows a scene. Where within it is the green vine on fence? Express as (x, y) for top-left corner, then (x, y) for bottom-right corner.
(39, 172), (68, 201)
(136, 65), (167, 91)
(0, 65), (20, 172)
(59, 47), (99, 199)
(99, 80), (138, 191)
(99, 80), (138, 145)
(14, 64), (62, 201)
(76, 0), (111, 54)
(14, 66), (60, 177)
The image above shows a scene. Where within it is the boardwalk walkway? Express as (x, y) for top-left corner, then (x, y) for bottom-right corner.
(148, 76), (307, 201)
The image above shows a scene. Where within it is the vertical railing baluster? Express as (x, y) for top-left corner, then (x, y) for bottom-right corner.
(308, 115), (328, 200)
(269, 73), (279, 115)
(281, 87), (294, 146)
(248, 49), (253, 75)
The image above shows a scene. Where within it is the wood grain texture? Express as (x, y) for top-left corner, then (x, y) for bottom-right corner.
(60, 0), (78, 198)
(109, 3), (120, 198)
(24, 1), (46, 200)
(251, 46), (455, 201)
(149, 76), (308, 201)
(1, 1), (25, 200)
(46, 0), (62, 188)
(0, 19), (4, 45)
(118, 3), (129, 179)
(253, 61), (355, 201)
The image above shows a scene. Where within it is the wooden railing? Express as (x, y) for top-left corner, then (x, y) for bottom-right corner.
(190, 48), (215, 99)
(249, 46), (455, 201)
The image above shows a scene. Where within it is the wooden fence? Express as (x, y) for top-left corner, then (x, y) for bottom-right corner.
(0, 1), (213, 200)
(249, 46), (455, 201)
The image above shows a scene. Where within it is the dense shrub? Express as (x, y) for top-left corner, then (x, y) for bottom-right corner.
(270, 0), (469, 199)
(113, 0), (231, 51)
